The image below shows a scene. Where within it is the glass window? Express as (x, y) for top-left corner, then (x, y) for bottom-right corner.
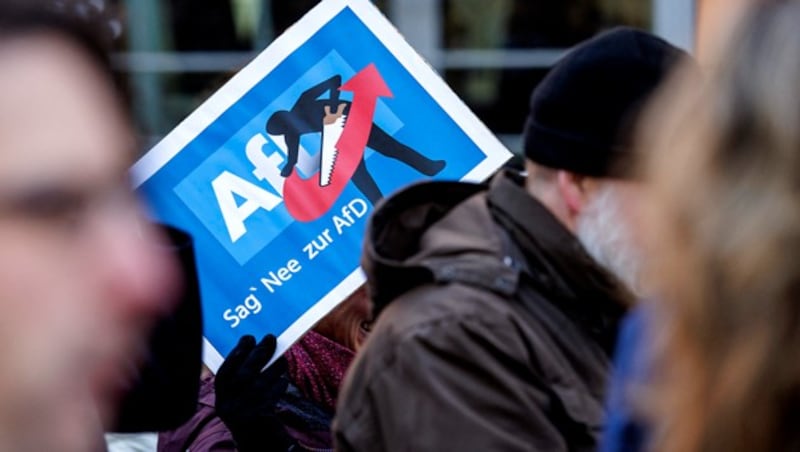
(444, 0), (651, 49)
(107, 0), (683, 154)
(111, 0), (390, 147)
(441, 0), (653, 147)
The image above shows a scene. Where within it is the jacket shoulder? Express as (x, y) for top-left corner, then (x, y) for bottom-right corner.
(335, 281), (557, 451)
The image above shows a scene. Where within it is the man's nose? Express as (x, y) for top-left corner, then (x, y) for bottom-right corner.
(90, 204), (182, 320)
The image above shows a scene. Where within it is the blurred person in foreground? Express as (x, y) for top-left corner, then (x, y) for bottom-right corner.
(333, 27), (690, 452)
(608, 2), (800, 451)
(0, 1), (180, 450)
(158, 285), (372, 451)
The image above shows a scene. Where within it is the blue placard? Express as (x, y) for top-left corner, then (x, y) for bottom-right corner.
(132, 0), (512, 369)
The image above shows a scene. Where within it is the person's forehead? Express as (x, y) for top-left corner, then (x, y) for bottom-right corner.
(0, 34), (132, 185)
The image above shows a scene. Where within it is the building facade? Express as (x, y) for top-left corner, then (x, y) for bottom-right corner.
(110, 0), (698, 153)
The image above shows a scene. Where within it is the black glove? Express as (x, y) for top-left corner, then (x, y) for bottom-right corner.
(215, 334), (293, 451)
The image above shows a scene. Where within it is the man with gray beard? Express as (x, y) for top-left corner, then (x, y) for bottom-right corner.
(334, 28), (690, 451)
(576, 182), (646, 298)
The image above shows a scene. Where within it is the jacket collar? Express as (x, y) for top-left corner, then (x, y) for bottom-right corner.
(363, 180), (486, 316)
(362, 171), (631, 353)
(487, 170), (631, 353)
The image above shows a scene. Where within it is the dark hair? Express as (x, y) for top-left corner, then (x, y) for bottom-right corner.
(0, 0), (124, 101)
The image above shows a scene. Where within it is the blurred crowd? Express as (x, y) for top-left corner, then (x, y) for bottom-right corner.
(1, 0), (799, 451)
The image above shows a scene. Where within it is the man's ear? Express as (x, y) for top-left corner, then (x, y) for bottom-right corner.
(556, 171), (590, 225)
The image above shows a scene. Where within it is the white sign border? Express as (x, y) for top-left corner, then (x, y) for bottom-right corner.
(132, 0), (512, 371)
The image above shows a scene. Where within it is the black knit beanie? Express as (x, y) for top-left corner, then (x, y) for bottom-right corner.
(522, 27), (690, 178)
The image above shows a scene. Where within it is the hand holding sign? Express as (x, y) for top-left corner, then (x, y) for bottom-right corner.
(323, 103), (347, 125)
(215, 334), (293, 451)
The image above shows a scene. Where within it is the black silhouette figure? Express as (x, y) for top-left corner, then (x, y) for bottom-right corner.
(266, 75), (446, 205)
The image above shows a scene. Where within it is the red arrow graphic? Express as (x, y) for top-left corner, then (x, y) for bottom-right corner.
(283, 64), (393, 222)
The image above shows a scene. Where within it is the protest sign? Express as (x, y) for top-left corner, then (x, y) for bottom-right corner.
(132, 0), (512, 370)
